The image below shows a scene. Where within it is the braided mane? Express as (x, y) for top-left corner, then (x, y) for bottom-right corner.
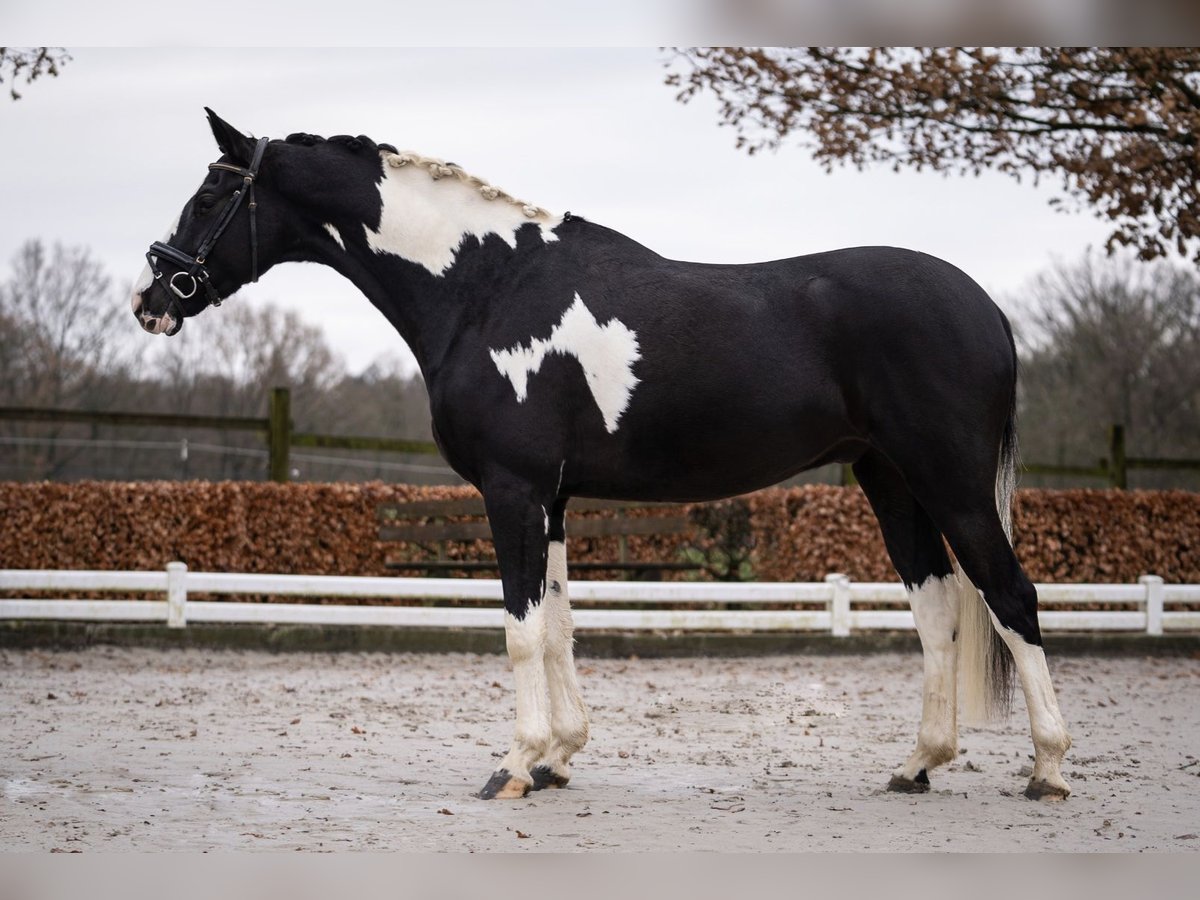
(284, 131), (553, 221)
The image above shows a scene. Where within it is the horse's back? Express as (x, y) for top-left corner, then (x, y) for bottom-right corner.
(615, 243), (1015, 418)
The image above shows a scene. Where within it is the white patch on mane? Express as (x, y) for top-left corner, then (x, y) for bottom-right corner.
(323, 223), (345, 250)
(364, 153), (561, 276)
(489, 292), (641, 433)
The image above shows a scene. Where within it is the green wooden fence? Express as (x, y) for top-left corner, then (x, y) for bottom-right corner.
(3, 395), (1198, 487)
(1022, 424), (1200, 488)
(0, 387), (440, 483)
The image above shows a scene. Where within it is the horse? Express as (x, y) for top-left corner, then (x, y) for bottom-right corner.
(132, 109), (1072, 802)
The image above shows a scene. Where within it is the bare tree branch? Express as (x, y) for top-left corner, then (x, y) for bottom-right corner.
(0, 48), (71, 101)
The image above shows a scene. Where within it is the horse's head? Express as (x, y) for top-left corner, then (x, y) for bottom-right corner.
(132, 109), (280, 335)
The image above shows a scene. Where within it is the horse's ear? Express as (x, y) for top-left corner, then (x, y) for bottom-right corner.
(205, 107), (254, 165)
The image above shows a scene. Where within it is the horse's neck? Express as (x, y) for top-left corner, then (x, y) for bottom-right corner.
(314, 158), (562, 378)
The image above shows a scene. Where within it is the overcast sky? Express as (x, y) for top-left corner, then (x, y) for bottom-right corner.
(2, 47), (1116, 375)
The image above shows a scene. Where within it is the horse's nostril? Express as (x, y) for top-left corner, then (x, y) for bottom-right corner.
(145, 317), (159, 330)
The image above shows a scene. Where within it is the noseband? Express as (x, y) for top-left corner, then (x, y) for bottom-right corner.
(145, 135), (270, 314)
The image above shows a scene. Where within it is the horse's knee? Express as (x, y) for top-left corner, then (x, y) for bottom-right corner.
(504, 603), (547, 663)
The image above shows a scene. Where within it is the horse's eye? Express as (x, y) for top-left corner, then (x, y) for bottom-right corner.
(195, 194), (217, 214)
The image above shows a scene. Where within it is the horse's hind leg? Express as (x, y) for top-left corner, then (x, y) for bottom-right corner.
(530, 499), (590, 790)
(911, 481), (1072, 800)
(853, 450), (961, 792)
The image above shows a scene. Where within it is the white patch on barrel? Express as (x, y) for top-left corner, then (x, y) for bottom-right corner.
(489, 292), (641, 433)
(365, 156), (560, 276)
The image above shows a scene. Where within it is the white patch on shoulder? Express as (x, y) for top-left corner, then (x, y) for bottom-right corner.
(489, 292), (641, 433)
(323, 223), (345, 250)
(364, 156), (561, 276)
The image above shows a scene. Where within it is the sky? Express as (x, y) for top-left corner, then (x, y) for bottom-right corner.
(0, 46), (1118, 376)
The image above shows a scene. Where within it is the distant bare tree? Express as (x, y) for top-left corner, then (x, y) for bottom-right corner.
(0, 239), (129, 409)
(0, 48), (70, 101)
(1015, 254), (1200, 482)
(148, 302), (432, 436)
(327, 352), (433, 442)
(0, 240), (439, 482)
(0, 240), (131, 477)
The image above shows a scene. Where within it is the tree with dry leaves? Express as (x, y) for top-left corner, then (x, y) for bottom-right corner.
(666, 48), (1200, 264)
(0, 48), (70, 101)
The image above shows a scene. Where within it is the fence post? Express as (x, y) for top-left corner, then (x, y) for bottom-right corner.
(166, 561), (188, 628)
(826, 573), (851, 637)
(1109, 424), (1127, 489)
(268, 387), (291, 483)
(1140, 574), (1164, 636)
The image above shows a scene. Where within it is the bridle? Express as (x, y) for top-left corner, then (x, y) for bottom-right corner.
(145, 135), (270, 316)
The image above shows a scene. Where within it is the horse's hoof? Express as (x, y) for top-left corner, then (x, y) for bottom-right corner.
(477, 768), (532, 800)
(530, 765), (570, 791)
(887, 769), (930, 794)
(1024, 778), (1070, 801)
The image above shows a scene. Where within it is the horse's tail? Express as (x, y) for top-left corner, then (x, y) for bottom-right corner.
(958, 318), (1018, 723)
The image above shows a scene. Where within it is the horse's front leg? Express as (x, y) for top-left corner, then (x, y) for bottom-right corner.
(477, 475), (556, 800)
(530, 501), (590, 790)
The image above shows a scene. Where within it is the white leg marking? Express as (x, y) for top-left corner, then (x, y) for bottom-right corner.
(495, 602), (551, 793)
(894, 573), (960, 783)
(489, 292), (642, 433)
(990, 614), (1072, 797)
(538, 540), (589, 783)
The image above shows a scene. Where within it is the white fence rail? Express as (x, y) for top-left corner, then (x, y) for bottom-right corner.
(2, 565), (1198, 635)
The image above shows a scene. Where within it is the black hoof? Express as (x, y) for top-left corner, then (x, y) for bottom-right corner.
(887, 768), (930, 794)
(477, 768), (531, 800)
(1023, 779), (1070, 801)
(530, 765), (570, 791)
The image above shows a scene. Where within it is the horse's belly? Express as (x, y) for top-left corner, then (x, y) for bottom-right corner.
(569, 395), (856, 502)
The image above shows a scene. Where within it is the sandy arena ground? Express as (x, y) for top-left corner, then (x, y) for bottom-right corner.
(1, 646), (1198, 851)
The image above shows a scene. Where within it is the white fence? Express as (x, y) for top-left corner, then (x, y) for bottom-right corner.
(2, 565), (1198, 635)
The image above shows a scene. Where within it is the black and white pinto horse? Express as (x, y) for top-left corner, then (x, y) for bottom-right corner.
(133, 111), (1072, 801)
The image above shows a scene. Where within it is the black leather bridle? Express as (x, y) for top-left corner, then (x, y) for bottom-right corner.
(145, 136), (270, 318)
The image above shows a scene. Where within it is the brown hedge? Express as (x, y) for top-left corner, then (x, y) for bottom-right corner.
(0, 482), (1196, 584)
